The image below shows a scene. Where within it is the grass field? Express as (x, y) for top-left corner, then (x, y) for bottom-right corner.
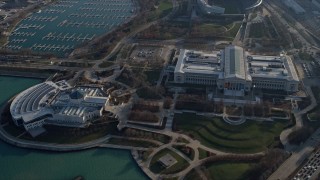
(198, 23), (226, 32)
(226, 23), (241, 37)
(249, 23), (267, 38)
(299, 51), (315, 61)
(206, 162), (255, 180)
(174, 113), (290, 153)
(184, 169), (201, 180)
(150, 148), (190, 174)
(149, 0), (173, 21)
(198, 148), (211, 159)
(192, 22), (241, 39)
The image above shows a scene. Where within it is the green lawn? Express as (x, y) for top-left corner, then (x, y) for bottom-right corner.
(150, 148), (189, 174)
(249, 23), (267, 38)
(307, 105), (320, 122)
(227, 23), (241, 37)
(148, 0), (173, 21)
(299, 52), (315, 61)
(198, 23), (225, 32)
(191, 22), (241, 39)
(206, 162), (255, 180)
(184, 169), (201, 180)
(192, 23), (226, 37)
(174, 113), (290, 153)
(198, 148), (210, 160)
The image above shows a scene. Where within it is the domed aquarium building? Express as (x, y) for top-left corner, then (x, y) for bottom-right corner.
(10, 80), (109, 137)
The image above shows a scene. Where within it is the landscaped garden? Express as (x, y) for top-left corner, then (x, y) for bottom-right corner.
(148, 0), (173, 21)
(299, 51), (315, 61)
(205, 162), (256, 180)
(149, 148), (190, 174)
(198, 148), (214, 159)
(190, 22), (241, 39)
(173, 113), (291, 153)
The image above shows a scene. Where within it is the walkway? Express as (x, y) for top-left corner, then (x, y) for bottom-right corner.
(125, 119), (268, 179)
(280, 86), (317, 151)
(269, 86), (318, 179)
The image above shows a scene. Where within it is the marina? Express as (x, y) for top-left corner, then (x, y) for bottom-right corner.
(5, 0), (135, 57)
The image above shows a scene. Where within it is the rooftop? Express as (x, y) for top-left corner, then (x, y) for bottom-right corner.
(224, 46), (246, 79)
(248, 55), (299, 81)
(174, 49), (223, 75)
(158, 153), (177, 168)
(10, 81), (109, 124)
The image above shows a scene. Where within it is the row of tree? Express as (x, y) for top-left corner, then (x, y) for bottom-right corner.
(245, 149), (290, 180)
(132, 100), (160, 112)
(128, 111), (159, 123)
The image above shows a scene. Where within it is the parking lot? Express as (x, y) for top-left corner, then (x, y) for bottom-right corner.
(293, 148), (320, 180)
(302, 63), (312, 78)
(129, 46), (162, 62)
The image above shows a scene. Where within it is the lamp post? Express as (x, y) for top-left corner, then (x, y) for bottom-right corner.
(251, 85), (256, 103)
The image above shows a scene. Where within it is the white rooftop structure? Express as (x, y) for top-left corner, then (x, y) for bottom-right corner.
(248, 55), (299, 81)
(224, 46), (247, 79)
(10, 81), (109, 136)
(175, 49), (222, 75)
(174, 46), (300, 96)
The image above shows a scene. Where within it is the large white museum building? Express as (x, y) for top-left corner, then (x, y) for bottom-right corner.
(174, 45), (299, 96)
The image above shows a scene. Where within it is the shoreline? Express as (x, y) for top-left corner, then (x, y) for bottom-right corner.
(0, 99), (151, 178)
(0, 95), (107, 152)
(0, 70), (52, 79)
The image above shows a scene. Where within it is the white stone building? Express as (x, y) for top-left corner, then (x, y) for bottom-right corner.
(174, 46), (299, 96)
(10, 81), (109, 136)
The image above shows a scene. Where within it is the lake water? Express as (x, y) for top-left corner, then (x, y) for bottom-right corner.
(6, 0), (135, 56)
(0, 75), (147, 180)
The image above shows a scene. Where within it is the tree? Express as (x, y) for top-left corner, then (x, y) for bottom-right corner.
(253, 103), (264, 117)
(163, 97), (173, 109)
(288, 127), (313, 144)
(244, 103), (253, 116)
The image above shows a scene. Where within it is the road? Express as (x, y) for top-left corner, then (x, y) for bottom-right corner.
(93, 0), (179, 70)
(264, 0), (316, 48)
(268, 129), (320, 180)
